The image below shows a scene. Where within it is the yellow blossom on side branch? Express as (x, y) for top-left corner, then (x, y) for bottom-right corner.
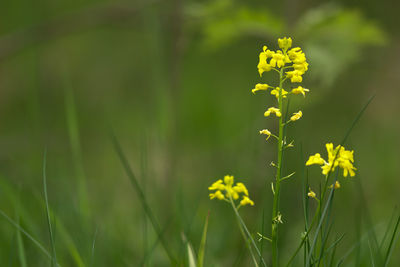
(291, 86), (310, 97)
(240, 196), (255, 206)
(259, 129), (272, 141)
(252, 83), (270, 94)
(264, 107), (282, 117)
(290, 111), (303, 121)
(257, 46), (274, 76)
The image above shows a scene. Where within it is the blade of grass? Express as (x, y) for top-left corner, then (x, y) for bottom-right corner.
(15, 195), (27, 267)
(354, 205), (362, 267)
(90, 227), (98, 267)
(233, 242), (247, 267)
(230, 201), (266, 267)
(339, 94), (375, 146)
(43, 149), (58, 267)
(63, 71), (90, 220)
(111, 132), (177, 264)
(0, 209), (60, 266)
(316, 220), (334, 266)
(140, 133), (149, 262)
(16, 216), (27, 267)
(182, 234), (197, 267)
(379, 207), (397, 249)
(337, 222), (382, 265)
(259, 207), (266, 267)
(357, 179), (383, 264)
(325, 234), (345, 254)
(285, 145), (310, 267)
(383, 214), (400, 267)
(306, 179), (336, 267)
(0, 177), (82, 266)
(197, 212), (209, 267)
(140, 218), (172, 266)
(328, 235), (340, 267)
(368, 239), (376, 267)
(8, 232), (17, 267)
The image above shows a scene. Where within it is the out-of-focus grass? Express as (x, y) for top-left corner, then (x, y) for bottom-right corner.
(0, 0), (400, 266)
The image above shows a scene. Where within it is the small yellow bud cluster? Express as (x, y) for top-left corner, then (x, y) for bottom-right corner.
(306, 143), (357, 178)
(208, 175), (255, 207)
(264, 107), (282, 117)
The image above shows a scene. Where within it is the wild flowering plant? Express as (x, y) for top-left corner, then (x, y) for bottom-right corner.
(208, 37), (363, 266)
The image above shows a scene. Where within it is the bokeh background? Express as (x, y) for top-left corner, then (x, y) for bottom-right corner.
(0, 0), (399, 266)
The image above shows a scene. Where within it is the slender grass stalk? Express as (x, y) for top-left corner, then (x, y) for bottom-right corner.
(197, 212), (209, 267)
(0, 209), (61, 266)
(379, 207), (397, 250)
(228, 196), (259, 267)
(90, 227), (98, 267)
(140, 219), (173, 266)
(14, 192), (27, 267)
(111, 132), (177, 265)
(271, 68), (285, 266)
(63, 73), (90, 220)
(43, 150), (58, 267)
(16, 214), (27, 267)
(383, 214), (400, 266)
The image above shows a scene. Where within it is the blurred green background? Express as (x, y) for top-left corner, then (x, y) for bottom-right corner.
(0, 0), (399, 266)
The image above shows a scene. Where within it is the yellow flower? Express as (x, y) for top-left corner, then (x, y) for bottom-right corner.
(259, 129), (271, 135)
(329, 181), (341, 189)
(291, 86), (310, 97)
(257, 46), (273, 76)
(290, 111), (302, 121)
(208, 175), (255, 207)
(270, 87), (288, 99)
(307, 189), (316, 198)
(208, 179), (225, 191)
(278, 37), (292, 52)
(288, 47), (307, 66)
(252, 83), (270, 94)
(224, 175), (234, 187)
(270, 50), (286, 68)
(240, 196), (255, 206)
(264, 107), (282, 117)
(340, 160), (357, 177)
(233, 182), (249, 196)
(286, 70), (303, 83)
(306, 153), (325, 166)
(259, 129), (272, 140)
(306, 143), (357, 177)
(209, 190), (225, 200)
(294, 61), (309, 73)
(222, 175), (239, 199)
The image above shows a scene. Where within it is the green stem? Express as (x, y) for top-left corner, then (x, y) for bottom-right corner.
(271, 68), (285, 266)
(229, 196), (259, 267)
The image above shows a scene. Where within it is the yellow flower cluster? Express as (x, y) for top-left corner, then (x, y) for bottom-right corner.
(209, 175), (254, 207)
(257, 37), (309, 82)
(252, 37), (310, 143)
(306, 143), (357, 177)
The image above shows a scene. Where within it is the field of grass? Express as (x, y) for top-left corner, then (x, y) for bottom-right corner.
(0, 0), (399, 266)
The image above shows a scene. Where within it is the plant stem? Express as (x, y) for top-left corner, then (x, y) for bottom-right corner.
(229, 197), (259, 267)
(271, 68), (285, 266)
